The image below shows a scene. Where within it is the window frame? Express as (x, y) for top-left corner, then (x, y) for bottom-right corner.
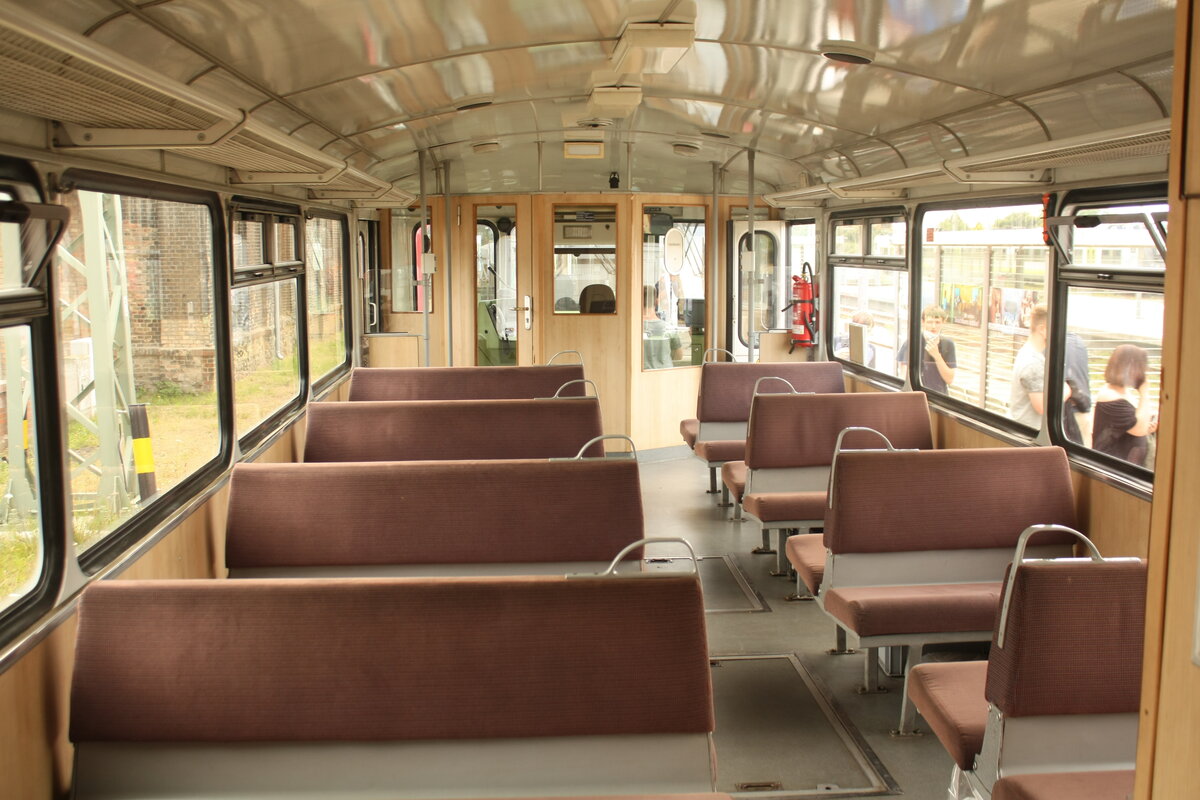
(826, 207), (908, 384)
(0, 158), (69, 648)
(1046, 184), (1168, 488)
(229, 197), (307, 450)
(60, 169), (233, 575)
(305, 210), (352, 394)
(908, 194), (1053, 432)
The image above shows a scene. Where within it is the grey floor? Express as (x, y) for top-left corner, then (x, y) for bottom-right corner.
(638, 446), (959, 800)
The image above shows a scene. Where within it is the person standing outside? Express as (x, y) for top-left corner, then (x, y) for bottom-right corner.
(1092, 344), (1157, 467)
(898, 305), (957, 393)
(1009, 305), (1057, 429)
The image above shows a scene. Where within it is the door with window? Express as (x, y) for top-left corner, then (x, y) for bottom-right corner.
(466, 196), (533, 365)
(728, 220), (786, 361)
(358, 219), (381, 335)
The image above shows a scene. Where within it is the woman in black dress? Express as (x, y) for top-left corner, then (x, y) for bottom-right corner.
(1092, 344), (1157, 467)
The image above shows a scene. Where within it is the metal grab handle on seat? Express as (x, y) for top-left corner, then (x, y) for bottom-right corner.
(566, 434), (636, 460)
(703, 348), (738, 363)
(752, 376), (798, 395)
(826, 427), (901, 509)
(598, 537), (700, 576)
(551, 379), (599, 398)
(547, 349), (584, 366)
(996, 525), (1113, 648)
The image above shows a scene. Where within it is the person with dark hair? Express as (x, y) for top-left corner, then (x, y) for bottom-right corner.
(1062, 332), (1092, 444)
(1092, 344), (1157, 467)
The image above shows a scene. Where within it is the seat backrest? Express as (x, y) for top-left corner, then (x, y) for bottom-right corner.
(225, 459), (644, 569)
(745, 391), (933, 469)
(347, 365), (586, 401)
(825, 447), (1078, 554)
(986, 559), (1146, 718)
(71, 575), (713, 743)
(695, 361), (844, 423)
(579, 283), (616, 313)
(303, 398), (604, 461)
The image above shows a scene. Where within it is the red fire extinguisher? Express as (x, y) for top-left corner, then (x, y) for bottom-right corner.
(784, 262), (819, 353)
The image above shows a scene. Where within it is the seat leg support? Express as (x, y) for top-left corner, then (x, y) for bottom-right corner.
(751, 525), (774, 555)
(858, 646), (887, 694)
(707, 467), (718, 494)
(827, 626), (856, 655)
(785, 572), (814, 602)
(770, 528), (799, 577)
(893, 644), (925, 736)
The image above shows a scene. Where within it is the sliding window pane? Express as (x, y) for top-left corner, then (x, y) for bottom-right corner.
(642, 207), (705, 369)
(305, 217), (348, 381)
(0, 326), (41, 613)
(831, 266), (909, 374)
(56, 190), (221, 554)
(233, 278), (300, 434)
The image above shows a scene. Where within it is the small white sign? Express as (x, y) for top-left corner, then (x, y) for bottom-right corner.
(663, 227), (686, 274)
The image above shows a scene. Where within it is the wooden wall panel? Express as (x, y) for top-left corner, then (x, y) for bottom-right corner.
(364, 333), (421, 367)
(0, 616), (77, 799)
(382, 202), (447, 365)
(629, 365), (702, 450)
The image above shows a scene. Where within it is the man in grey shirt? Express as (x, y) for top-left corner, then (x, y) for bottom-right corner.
(1009, 305), (1049, 429)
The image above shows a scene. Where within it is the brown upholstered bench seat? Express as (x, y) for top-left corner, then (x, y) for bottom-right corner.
(823, 582), (1002, 638)
(680, 418), (699, 448)
(694, 439), (745, 464)
(304, 397), (605, 462)
(785, 533), (826, 595)
(720, 461), (747, 507)
(906, 661), (989, 770)
(348, 364), (586, 401)
(71, 576), (715, 799)
(225, 459), (646, 576)
(990, 770), (1135, 800)
(742, 491), (825, 524)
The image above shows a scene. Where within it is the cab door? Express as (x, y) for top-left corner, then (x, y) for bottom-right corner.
(466, 196), (534, 365)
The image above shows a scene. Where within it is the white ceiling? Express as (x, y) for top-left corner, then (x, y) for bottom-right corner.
(0, 0), (1177, 198)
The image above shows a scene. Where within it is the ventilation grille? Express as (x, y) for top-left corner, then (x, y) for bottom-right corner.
(0, 21), (224, 131)
(195, 129), (338, 175)
(952, 121), (1172, 174)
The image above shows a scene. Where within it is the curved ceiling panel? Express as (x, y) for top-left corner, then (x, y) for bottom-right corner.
(4, 0), (114, 34)
(290, 42), (607, 137)
(942, 101), (1048, 157)
(130, 0), (626, 96)
(838, 139), (907, 175)
(1125, 57), (1175, 115)
(1021, 73), (1167, 141)
(885, 123), (967, 166)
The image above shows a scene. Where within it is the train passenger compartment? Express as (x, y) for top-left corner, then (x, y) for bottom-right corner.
(69, 573), (714, 800)
(224, 458), (647, 577)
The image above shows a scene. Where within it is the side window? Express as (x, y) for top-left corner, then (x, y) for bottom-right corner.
(0, 180), (64, 622)
(231, 208), (302, 440)
(641, 206), (705, 370)
(828, 213), (908, 377)
(916, 203), (1048, 414)
(736, 230), (781, 345)
(554, 205), (617, 314)
(1052, 199), (1166, 478)
(304, 215), (349, 385)
(56, 187), (222, 559)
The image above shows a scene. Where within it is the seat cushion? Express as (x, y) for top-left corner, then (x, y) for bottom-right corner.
(680, 418), (699, 449)
(694, 440), (745, 464)
(721, 461), (747, 503)
(785, 534), (826, 595)
(822, 583), (1002, 638)
(742, 491), (826, 524)
(906, 661), (988, 770)
(991, 770), (1135, 800)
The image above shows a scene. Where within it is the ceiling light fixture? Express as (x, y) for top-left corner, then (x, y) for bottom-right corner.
(472, 141), (501, 154)
(611, 21), (695, 74)
(672, 142), (701, 157)
(819, 41), (875, 65)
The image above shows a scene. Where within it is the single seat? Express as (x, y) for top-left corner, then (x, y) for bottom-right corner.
(579, 283), (616, 313)
(907, 530), (1145, 800)
(348, 364), (586, 401)
(990, 770), (1135, 800)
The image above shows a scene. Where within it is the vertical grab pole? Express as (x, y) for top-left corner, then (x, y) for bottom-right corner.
(442, 160), (453, 365)
(418, 149), (431, 367)
(747, 148), (757, 363)
(710, 162), (720, 359)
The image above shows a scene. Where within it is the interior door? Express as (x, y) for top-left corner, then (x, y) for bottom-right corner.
(728, 220), (787, 361)
(357, 219), (381, 334)
(470, 197), (534, 365)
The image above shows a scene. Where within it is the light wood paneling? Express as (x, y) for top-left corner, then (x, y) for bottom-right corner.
(382, 202), (447, 365)
(364, 333), (421, 367)
(0, 616), (77, 799)
(1137, 5), (1200, 795)
(758, 331), (814, 362)
(629, 365), (702, 450)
